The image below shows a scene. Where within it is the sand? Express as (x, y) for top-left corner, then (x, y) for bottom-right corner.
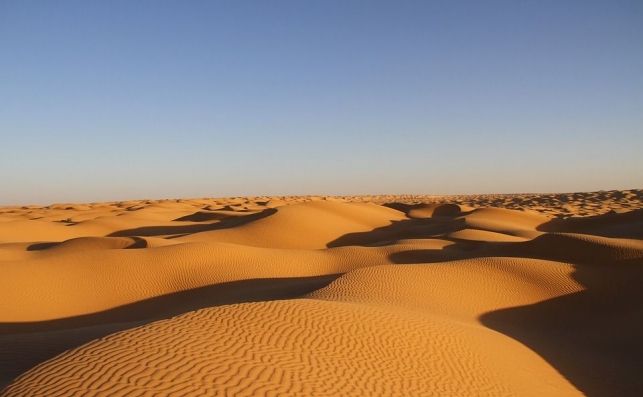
(0, 189), (641, 396)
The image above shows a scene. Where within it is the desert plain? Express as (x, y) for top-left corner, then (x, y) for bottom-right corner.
(0, 189), (642, 396)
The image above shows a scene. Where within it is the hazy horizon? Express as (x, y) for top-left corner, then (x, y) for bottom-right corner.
(2, 186), (642, 208)
(2, 0), (642, 205)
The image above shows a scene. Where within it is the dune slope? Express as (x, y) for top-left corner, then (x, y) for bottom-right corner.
(1, 190), (642, 396)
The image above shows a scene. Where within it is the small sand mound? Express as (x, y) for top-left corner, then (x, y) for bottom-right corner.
(385, 203), (461, 218)
(461, 207), (551, 235)
(309, 258), (582, 320)
(447, 228), (528, 242)
(409, 203), (461, 218)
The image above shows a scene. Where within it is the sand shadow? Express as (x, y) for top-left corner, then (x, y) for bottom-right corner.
(107, 207), (276, 237)
(26, 242), (59, 251)
(537, 209), (643, 239)
(173, 211), (231, 222)
(480, 258), (643, 396)
(0, 274), (339, 388)
(383, 202), (464, 217)
(388, 240), (483, 264)
(26, 236), (148, 251)
(327, 203), (467, 248)
(389, 231), (643, 267)
(327, 217), (465, 247)
(384, 232), (643, 396)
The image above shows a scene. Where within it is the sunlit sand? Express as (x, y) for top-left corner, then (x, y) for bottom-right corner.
(1, 189), (641, 396)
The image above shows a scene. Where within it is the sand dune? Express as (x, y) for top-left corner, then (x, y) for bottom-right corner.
(0, 189), (641, 396)
(178, 201), (408, 248)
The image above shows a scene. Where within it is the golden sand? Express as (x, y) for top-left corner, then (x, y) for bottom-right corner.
(1, 189), (641, 396)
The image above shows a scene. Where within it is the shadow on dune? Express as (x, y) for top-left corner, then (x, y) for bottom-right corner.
(382, 228), (643, 396)
(327, 205), (643, 395)
(480, 258), (643, 397)
(7, 204), (643, 394)
(26, 236), (148, 251)
(327, 217), (466, 247)
(383, 202), (463, 217)
(0, 274), (339, 388)
(538, 209), (643, 239)
(388, 241), (480, 263)
(26, 242), (59, 251)
(108, 207), (276, 237)
(127, 236), (148, 248)
(173, 211), (231, 222)
(390, 232), (643, 266)
(327, 203), (467, 248)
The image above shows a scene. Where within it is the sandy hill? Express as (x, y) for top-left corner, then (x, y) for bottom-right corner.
(0, 189), (641, 396)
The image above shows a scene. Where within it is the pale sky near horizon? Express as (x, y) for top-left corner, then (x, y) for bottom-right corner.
(1, 0), (642, 205)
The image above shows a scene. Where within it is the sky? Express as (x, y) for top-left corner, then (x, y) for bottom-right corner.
(1, 0), (642, 204)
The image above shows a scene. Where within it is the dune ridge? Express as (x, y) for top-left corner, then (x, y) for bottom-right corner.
(0, 189), (641, 396)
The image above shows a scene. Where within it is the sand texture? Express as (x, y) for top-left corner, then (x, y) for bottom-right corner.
(0, 189), (642, 396)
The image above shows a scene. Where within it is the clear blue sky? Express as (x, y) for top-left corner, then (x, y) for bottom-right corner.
(1, 0), (642, 204)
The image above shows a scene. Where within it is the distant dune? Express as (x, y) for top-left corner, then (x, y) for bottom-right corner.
(0, 189), (641, 396)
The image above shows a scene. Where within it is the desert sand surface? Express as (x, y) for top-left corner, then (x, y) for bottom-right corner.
(0, 189), (642, 396)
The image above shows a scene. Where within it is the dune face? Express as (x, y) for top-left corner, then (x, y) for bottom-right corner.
(0, 190), (641, 396)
